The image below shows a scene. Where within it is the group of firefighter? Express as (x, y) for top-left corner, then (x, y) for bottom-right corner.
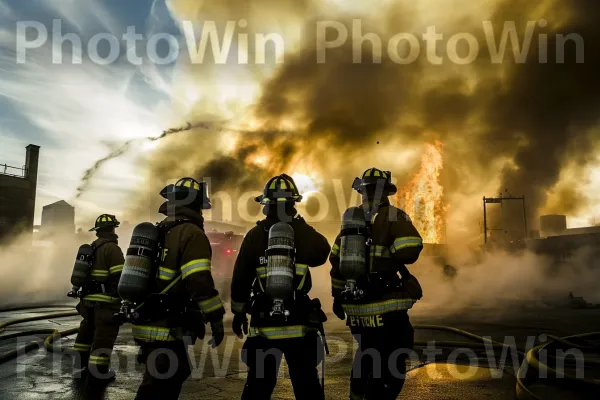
(69, 167), (424, 400)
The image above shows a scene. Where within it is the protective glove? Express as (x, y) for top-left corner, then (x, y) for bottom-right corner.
(208, 319), (225, 348)
(333, 300), (346, 321)
(232, 313), (249, 339)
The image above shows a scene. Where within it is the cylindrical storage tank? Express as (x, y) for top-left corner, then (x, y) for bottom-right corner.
(339, 207), (368, 282)
(71, 244), (94, 289)
(118, 222), (160, 303)
(265, 222), (295, 302)
(540, 215), (567, 237)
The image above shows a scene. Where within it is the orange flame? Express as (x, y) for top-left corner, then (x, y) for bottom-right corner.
(396, 141), (446, 244)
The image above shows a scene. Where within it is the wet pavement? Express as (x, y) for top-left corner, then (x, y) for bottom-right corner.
(1, 306), (599, 399)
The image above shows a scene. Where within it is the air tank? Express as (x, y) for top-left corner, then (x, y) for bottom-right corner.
(339, 207), (368, 298)
(118, 222), (160, 303)
(265, 222), (295, 317)
(70, 244), (94, 290)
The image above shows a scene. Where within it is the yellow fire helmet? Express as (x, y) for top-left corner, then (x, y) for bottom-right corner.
(160, 177), (212, 210)
(255, 174), (303, 205)
(352, 168), (397, 195)
(89, 214), (120, 232)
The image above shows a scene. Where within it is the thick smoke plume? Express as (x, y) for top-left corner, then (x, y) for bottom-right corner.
(143, 0), (600, 236)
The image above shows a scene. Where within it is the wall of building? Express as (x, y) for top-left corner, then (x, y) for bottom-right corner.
(41, 202), (75, 235)
(0, 145), (40, 241)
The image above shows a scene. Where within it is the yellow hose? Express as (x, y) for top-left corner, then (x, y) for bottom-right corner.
(0, 311), (79, 334)
(413, 324), (526, 356)
(411, 325), (600, 400)
(0, 309), (80, 362)
(515, 332), (600, 400)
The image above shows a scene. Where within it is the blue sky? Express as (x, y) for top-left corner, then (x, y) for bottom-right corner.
(0, 0), (184, 224)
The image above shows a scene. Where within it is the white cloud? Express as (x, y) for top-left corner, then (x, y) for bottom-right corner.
(0, 2), (178, 224)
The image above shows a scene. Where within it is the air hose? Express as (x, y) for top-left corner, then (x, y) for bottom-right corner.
(1, 310), (598, 400)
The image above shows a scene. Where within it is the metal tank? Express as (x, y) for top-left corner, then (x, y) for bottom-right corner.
(265, 222), (295, 318)
(339, 207), (368, 300)
(118, 222), (160, 303)
(70, 244), (94, 291)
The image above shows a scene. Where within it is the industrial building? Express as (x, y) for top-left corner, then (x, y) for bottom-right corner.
(40, 200), (75, 235)
(540, 214), (600, 237)
(0, 144), (40, 241)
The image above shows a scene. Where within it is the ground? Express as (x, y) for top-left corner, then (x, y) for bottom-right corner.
(0, 305), (599, 400)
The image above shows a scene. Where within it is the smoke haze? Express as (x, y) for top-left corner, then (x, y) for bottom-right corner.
(3, 1), (600, 313)
(130, 0), (600, 239)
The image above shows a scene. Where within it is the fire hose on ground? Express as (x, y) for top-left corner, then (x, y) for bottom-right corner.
(0, 308), (598, 400)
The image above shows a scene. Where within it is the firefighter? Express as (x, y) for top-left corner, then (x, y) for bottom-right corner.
(231, 174), (331, 400)
(132, 177), (226, 400)
(330, 168), (424, 400)
(72, 214), (124, 384)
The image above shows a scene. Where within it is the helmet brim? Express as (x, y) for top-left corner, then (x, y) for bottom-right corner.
(255, 195), (302, 205)
(89, 223), (119, 232)
(353, 180), (397, 195)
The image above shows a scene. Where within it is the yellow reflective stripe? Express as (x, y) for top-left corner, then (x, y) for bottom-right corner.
(83, 294), (120, 303)
(297, 275), (308, 290)
(390, 237), (423, 252)
(342, 299), (416, 317)
(331, 244), (340, 256)
(370, 245), (391, 259)
(296, 264), (309, 290)
(90, 269), (109, 277)
(89, 355), (110, 365)
(158, 266), (178, 281)
(332, 278), (346, 289)
(73, 343), (91, 351)
(132, 325), (176, 341)
(295, 264), (308, 276)
(109, 264), (123, 274)
(295, 263), (309, 290)
(256, 267), (267, 279)
(180, 259), (211, 279)
(231, 300), (247, 314)
(198, 295), (224, 314)
(257, 275), (265, 292)
(248, 325), (316, 340)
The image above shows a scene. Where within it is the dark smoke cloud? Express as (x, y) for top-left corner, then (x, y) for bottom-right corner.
(75, 122), (219, 199)
(146, 0), (600, 230)
(484, 0), (600, 218)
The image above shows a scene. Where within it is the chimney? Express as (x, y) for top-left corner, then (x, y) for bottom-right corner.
(25, 144), (40, 185)
(25, 144), (40, 233)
